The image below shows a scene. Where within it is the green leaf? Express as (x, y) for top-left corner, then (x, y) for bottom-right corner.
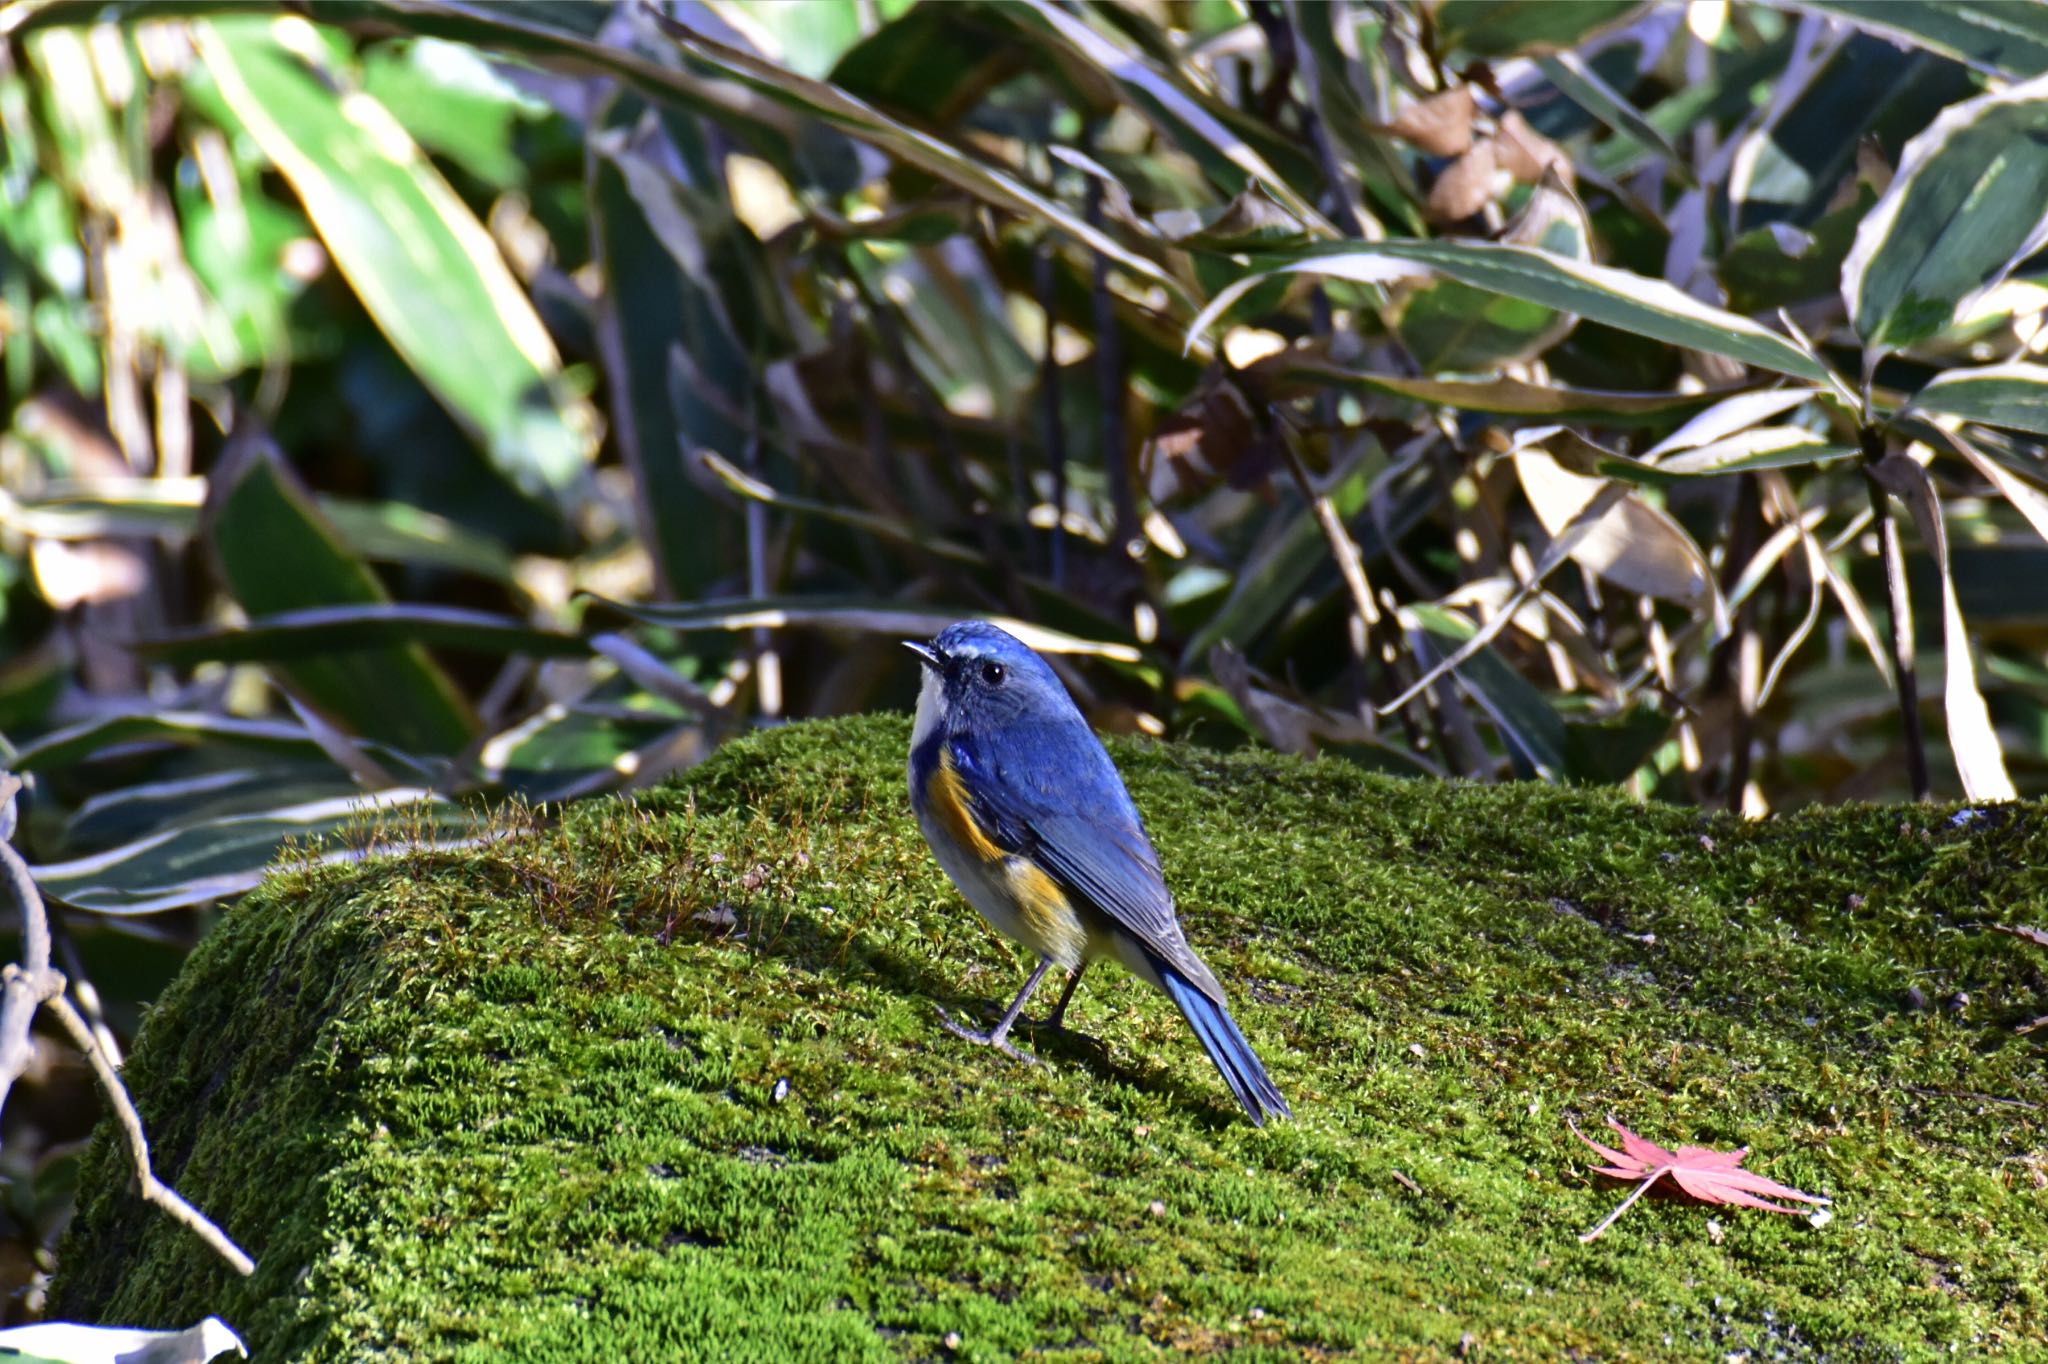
(589, 597), (1142, 663)
(1433, 0), (1645, 58)
(1011, 0), (1333, 231)
(0, 481), (516, 584)
(61, 764), (362, 853)
(1178, 463), (1372, 668)
(641, 7), (1193, 310)
(27, 786), (484, 915)
(1843, 71), (2048, 355)
(1719, 194), (1871, 315)
(1562, 705), (1674, 784)
(7, 711), (416, 775)
(1907, 360), (2048, 438)
(1247, 357), (1726, 425)
(193, 15), (597, 501)
(132, 605), (587, 667)
(1534, 51), (1687, 176)
(1401, 601), (1568, 780)
(588, 129), (746, 595)
(1193, 239), (1843, 390)
(317, 499), (520, 584)
(1729, 32), (1974, 234)
(1783, 1), (2048, 79)
(203, 432), (476, 754)
(1393, 173), (1591, 373)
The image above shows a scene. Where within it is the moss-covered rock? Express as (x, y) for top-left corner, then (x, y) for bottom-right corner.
(51, 716), (2048, 1360)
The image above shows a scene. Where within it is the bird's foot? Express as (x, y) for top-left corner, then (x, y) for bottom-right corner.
(934, 1006), (1041, 1066)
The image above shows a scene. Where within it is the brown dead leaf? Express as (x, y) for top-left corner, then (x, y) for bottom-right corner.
(1427, 140), (1499, 222)
(1493, 110), (1572, 185)
(1389, 85), (1478, 157)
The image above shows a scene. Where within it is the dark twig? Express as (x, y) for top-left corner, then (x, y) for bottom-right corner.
(1862, 437), (1930, 800)
(1084, 172), (1140, 574)
(1033, 240), (1069, 587)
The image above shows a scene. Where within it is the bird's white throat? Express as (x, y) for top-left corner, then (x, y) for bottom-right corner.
(910, 664), (947, 750)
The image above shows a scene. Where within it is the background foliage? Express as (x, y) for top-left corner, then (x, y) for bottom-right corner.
(5, 0), (2048, 1319)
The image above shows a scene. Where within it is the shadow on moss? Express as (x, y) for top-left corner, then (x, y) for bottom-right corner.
(52, 715), (2048, 1361)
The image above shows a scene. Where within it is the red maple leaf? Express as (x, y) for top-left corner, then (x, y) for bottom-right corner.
(1569, 1116), (1829, 1243)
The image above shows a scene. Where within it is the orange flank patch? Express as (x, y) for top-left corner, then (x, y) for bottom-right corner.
(928, 754), (1003, 862)
(1006, 857), (1086, 963)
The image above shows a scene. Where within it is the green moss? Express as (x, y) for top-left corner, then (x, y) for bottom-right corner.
(52, 715), (2048, 1361)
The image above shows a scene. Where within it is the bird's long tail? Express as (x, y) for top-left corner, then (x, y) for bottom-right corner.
(1157, 963), (1291, 1125)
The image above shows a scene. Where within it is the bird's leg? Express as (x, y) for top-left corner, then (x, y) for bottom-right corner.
(937, 957), (1054, 1065)
(1039, 962), (1087, 1031)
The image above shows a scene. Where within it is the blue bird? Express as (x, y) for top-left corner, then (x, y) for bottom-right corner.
(905, 621), (1291, 1125)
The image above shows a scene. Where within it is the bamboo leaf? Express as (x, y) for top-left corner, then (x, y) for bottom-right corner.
(1728, 31), (1970, 234)
(1780, 1), (2048, 79)
(28, 787), (489, 915)
(589, 597), (1143, 663)
(1434, 0), (1646, 58)
(202, 430), (476, 753)
(194, 15), (598, 501)
(130, 605), (588, 666)
(1907, 360), (2048, 439)
(641, 6), (1192, 310)
(1534, 50), (1687, 175)
(1191, 240), (1844, 390)
(1514, 445), (1720, 608)
(1843, 71), (2048, 355)
(1401, 602), (1569, 781)
(1868, 452), (2016, 800)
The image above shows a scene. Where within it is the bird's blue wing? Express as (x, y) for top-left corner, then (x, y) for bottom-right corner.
(946, 722), (1202, 979)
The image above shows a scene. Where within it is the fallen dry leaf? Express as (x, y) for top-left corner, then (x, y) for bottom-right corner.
(1569, 1116), (1828, 1243)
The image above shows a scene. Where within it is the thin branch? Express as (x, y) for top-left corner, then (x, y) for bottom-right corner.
(0, 775), (55, 1115)
(1033, 239), (1070, 586)
(1379, 481), (1633, 715)
(1, 774), (255, 1277)
(1084, 170), (1140, 573)
(43, 994), (255, 1277)
(1276, 420), (1383, 640)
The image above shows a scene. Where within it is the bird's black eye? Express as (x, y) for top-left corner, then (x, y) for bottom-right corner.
(981, 660), (1005, 686)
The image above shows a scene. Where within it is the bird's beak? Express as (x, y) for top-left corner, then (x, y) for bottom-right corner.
(903, 639), (945, 672)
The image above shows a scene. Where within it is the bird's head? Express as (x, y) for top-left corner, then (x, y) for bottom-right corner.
(904, 621), (1068, 729)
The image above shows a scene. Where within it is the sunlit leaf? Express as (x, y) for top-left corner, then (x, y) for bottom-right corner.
(1907, 360), (2048, 439)
(194, 15), (599, 500)
(642, 6), (1193, 309)
(1514, 444), (1719, 608)
(0, 1315), (245, 1364)
(7, 712), (413, 775)
(1868, 451), (2016, 800)
(28, 787), (488, 915)
(1192, 239), (1843, 390)
(131, 604), (587, 666)
(1844, 71), (2048, 355)
(591, 596), (1143, 663)
(1394, 171), (1591, 373)
(1781, 1), (2048, 79)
